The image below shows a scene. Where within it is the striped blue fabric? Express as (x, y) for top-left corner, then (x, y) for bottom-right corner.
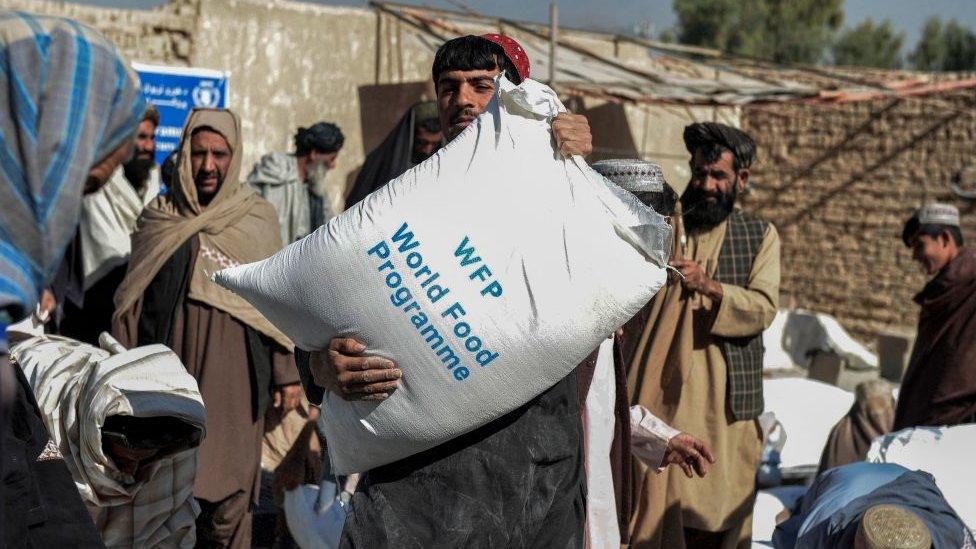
(0, 11), (145, 325)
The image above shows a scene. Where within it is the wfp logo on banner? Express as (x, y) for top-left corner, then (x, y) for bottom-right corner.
(132, 62), (231, 165)
(192, 81), (222, 108)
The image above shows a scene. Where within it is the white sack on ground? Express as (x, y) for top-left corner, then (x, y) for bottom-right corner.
(215, 76), (671, 474)
(762, 309), (795, 371)
(781, 310), (877, 370)
(867, 424), (976, 535)
(11, 334), (206, 548)
(763, 378), (853, 470)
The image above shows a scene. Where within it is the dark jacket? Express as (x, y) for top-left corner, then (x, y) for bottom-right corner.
(895, 248), (976, 429)
(2, 356), (103, 548)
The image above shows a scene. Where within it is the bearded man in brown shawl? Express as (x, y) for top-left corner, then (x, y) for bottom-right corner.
(625, 122), (780, 548)
(113, 108), (301, 548)
(895, 203), (976, 430)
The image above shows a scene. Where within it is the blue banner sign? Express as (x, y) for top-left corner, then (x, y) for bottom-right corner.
(133, 62), (230, 165)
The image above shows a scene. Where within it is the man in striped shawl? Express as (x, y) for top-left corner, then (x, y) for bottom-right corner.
(625, 122), (781, 548)
(0, 11), (147, 546)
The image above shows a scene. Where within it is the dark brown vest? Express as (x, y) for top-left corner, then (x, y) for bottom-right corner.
(713, 210), (768, 421)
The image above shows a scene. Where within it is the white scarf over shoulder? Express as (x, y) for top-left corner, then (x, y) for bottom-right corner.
(12, 335), (206, 548)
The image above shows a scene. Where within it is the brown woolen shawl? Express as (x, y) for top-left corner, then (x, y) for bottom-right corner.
(894, 248), (976, 430)
(818, 379), (895, 474)
(113, 108), (291, 349)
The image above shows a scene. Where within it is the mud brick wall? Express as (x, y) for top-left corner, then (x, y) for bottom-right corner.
(740, 92), (976, 342)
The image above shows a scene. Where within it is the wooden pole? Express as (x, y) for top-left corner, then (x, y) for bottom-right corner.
(549, 3), (558, 86)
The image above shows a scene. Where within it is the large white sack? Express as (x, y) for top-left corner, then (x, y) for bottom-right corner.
(866, 424), (976, 535)
(762, 378), (853, 470)
(215, 77), (671, 474)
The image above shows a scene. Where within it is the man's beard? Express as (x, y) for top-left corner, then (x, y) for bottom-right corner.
(122, 156), (155, 191)
(306, 161), (346, 218)
(681, 182), (738, 233)
(305, 161), (330, 198)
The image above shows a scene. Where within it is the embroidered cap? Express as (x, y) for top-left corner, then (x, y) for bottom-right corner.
(592, 159), (677, 216)
(481, 33), (530, 82)
(591, 159), (668, 193)
(916, 202), (960, 227)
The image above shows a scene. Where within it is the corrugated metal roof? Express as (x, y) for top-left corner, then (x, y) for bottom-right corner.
(376, 2), (976, 106)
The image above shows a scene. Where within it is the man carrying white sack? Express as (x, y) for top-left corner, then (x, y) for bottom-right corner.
(9, 333), (206, 548)
(310, 34), (597, 547)
(586, 159), (717, 549)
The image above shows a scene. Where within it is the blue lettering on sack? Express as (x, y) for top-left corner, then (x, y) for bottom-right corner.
(366, 222), (503, 382)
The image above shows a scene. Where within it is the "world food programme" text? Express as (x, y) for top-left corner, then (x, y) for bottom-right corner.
(367, 222), (502, 381)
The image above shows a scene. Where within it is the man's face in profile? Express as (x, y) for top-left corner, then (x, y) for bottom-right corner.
(910, 232), (955, 275)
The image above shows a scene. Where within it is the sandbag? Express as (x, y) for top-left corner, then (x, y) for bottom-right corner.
(763, 378), (854, 471)
(215, 76), (671, 474)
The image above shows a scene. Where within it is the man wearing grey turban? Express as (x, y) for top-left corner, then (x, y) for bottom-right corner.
(248, 122), (345, 244)
(628, 122), (781, 548)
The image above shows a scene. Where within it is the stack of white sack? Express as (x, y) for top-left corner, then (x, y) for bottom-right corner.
(215, 76), (672, 475)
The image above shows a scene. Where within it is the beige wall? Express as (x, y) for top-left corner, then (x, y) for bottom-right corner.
(193, 0), (382, 198)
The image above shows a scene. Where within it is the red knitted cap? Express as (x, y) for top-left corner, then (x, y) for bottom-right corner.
(481, 33), (530, 82)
